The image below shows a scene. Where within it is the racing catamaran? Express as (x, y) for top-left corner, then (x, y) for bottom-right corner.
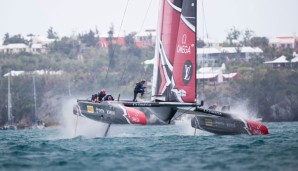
(73, 0), (268, 135)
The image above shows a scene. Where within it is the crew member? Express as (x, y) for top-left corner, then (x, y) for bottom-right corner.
(104, 95), (114, 101)
(97, 89), (106, 102)
(221, 105), (230, 112)
(208, 103), (218, 110)
(91, 93), (98, 103)
(133, 79), (146, 102)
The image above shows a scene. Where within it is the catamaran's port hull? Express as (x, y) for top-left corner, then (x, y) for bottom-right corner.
(191, 114), (269, 135)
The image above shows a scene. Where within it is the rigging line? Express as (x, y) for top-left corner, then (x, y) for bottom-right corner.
(138, 0), (154, 91)
(102, 0), (130, 89)
(200, 0), (210, 93)
(199, 0), (205, 91)
(170, 107), (195, 122)
(116, 0), (130, 41)
(138, 0), (153, 34)
(139, 0), (152, 91)
(202, 0), (209, 41)
(115, 0), (153, 96)
(112, 4), (131, 94)
(201, 0), (214, 92)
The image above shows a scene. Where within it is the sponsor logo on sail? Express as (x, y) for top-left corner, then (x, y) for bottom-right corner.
(177, 34), (191, 54)
(182, 60), (192, 85)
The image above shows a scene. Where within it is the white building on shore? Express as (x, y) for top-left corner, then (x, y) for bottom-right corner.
(197, 64), (240, 84)
(197, 46), (263, 65)
(0, 36), (55, 54)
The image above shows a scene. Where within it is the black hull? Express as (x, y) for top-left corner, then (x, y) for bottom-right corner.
(190, 112), (269, 135)
(73, 100), (196, 125)
(191, 114), (249, 135)
(73, 101), (131, 124)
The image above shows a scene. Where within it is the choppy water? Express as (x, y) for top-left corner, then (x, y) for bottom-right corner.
(1, 121), (298, 171)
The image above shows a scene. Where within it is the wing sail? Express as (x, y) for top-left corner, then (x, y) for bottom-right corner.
(152, 0), (196, 103)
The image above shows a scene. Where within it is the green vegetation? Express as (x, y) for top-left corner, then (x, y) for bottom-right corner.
(3, 33), (27, 45)
(47, 27), (59, 39)
(0, 29), (154, 127)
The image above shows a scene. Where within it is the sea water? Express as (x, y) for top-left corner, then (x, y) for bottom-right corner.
(1, 121), (298, 171)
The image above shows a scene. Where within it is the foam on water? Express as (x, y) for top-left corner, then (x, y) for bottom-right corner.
(58, 97), (109, 138)
(225, 100), (261, 121)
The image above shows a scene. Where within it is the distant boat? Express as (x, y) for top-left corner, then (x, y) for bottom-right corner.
(31, 75), (45, 130)
(3, 72), (17, 130)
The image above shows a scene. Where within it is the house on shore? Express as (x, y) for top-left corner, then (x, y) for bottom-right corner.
(0, 36), (55, 54)
(97, 29), (156, 49)
(0, 44), (29, 54)
(264, 55), (298, 68)
(197, 64), (240, 84)
(3, 70), (63, 77)
(269, 36), (298, 53)
(197, 46), (263, 65)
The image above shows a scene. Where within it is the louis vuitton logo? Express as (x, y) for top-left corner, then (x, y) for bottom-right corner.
(184, 64), (191, 80)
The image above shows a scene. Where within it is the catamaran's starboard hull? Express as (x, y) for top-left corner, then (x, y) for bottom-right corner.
(191, 114), (269, 135)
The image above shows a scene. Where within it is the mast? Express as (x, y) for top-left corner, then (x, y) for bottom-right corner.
(33, 74), (38, 125)
(195, 0), (197, 102)
(7, 72), (12, 124)
(151, 0), (165, 101)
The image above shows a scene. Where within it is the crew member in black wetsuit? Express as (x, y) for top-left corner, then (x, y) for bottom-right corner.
(91, 93), (98, 102)
(104, 95), (114, 101)
(133, 79), (146, 102)
(97, 89), (106, 102)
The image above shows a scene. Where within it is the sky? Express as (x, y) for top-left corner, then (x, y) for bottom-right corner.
(0, 0), (298, 43)
(198, 0), (298, 41)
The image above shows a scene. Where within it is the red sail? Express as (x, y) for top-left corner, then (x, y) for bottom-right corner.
(153, 0), (196, 103)
(172, 0), (196, 103)
(154, 0), (183, 98)
(160, 0), (183, 64)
